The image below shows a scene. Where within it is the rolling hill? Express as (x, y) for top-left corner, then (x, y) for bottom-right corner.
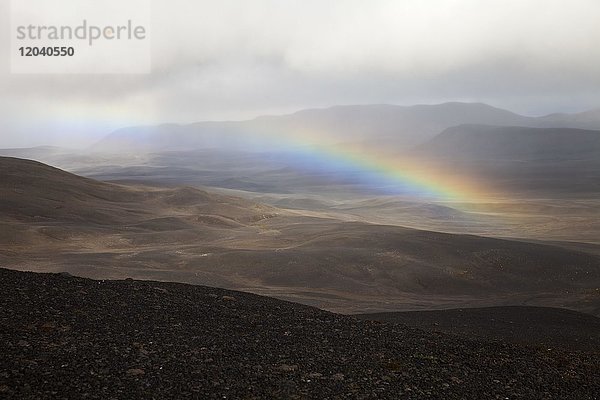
(2, 157), (600, 315)
(412, 125), (600, 195)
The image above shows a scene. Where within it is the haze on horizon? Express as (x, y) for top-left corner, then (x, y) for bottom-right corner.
(1, 0), (600, 147)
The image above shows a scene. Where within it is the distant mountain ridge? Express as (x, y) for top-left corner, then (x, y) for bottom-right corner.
(415, 124), (600, 161)
(93, 102), (600, 153)
(539, 107), (600, 129)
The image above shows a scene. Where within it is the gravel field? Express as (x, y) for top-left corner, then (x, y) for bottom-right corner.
(1, 268), (598, 399)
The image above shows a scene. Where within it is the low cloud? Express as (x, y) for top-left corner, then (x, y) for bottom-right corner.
(1, 0), (600, 147)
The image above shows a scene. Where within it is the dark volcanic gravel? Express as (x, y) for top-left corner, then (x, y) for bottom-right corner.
(357, 307), (600, 353)
(1, 268), (598, 399)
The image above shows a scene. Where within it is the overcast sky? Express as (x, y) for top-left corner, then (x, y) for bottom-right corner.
(1, 0), (600, 148)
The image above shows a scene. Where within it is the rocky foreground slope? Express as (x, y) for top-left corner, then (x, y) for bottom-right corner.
(358, 306), (600, 353)
(1, 268), (598, 399)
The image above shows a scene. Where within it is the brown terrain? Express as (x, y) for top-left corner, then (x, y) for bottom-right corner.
(2, 156), (599, 315)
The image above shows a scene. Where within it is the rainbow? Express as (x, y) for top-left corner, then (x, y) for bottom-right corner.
(30, 105), (499, 204)
(286, 144), (492, 200)
(232, 127), (499, 204)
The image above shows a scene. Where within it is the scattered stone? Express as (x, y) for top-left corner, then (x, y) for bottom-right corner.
(40, 322), (56, 332)
(1, 268), (598, 399)
(277, 364), (299, 372)
(221, 295), (236, 301)
(332, 373), (345, 381)
(126, 368), (145, 376)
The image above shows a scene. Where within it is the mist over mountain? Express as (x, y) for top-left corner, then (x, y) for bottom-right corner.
(90, 103), (531, 152)
(539, 107), (600, 129)
(91, 102), (600, 154)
